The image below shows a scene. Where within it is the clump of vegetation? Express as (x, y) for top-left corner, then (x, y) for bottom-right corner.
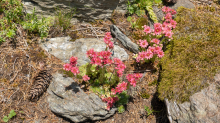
(158, 7), (220, 102)
(3, 110), (16, 122)
(54, 7), (76, 31)
(144, 106), (159, 116)
(0, 0), (24, 43)
(140, 91), (150, 99)
(21, 8), (53, 39)
(127, 0), (162, 24)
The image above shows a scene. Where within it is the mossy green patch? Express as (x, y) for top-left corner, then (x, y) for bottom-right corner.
(158, 7), (220, 102)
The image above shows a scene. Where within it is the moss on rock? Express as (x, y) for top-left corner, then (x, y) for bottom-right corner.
(158, 7), (220, 102)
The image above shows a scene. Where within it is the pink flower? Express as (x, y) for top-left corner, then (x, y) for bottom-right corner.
(154, 27), (162, 35)
(104, 58), (113, 65)
(165, 31), (174, 39)
(145, 50), (153, 60)
(100, 50), (112, 59)
(157, 50), (164, 58)
(138, 51), (146, 60)
(63, 63), (72, 71)
(106, 41), (114, 50)
(113, 58), (122, 65)
(86, 49), (97, 58)
(162, 6), (171, 13)
(104, 32), (112, 40)
(154, 46), (162, 54)
(154, 23), (162, 28)
(171, 9), (176, 15)
(117, 69), (123, 77)
(143, 25), (151, 34)
(69, 56), (78, 66)
(139, 40), (148, 48)
(126, 74), (134, 82)
(111, 88), (116, 95)
(116, 81), (127, 93)
(148, 46), (155, 54)
(134, 73), (143, 80)
(83, 75), (90, 82)
(151, 38), (160, 44)
(162, 26), (172, 34)
(165, 13), (172, 21)
(170, 19), (177, 29)
(91, 57), (102, 66)
(129, 78), (137, 87)
(71, 66), (80, 75)
(102, 96), (119, 110)
(104, 32), (114, 49)
(116, 63), (126, 71)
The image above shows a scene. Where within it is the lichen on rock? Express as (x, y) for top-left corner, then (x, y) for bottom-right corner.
(158, 7), (220, 102)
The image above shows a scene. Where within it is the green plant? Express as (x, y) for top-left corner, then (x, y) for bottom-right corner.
(3, 110), (16, 122)
(0, 0), (24, 43)
(127, 0), (162, 23)
(140, 91), (150, 99)
(144, 106), (159, 116)
(127, 16), (138, 29)
(54, 7), (76, 31)
(117, 105), (125, 113)
(158, 7), (220, 102)
(22, 8), (53, 39)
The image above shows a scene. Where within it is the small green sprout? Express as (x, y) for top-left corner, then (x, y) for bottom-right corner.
(3, 110), (16, 122)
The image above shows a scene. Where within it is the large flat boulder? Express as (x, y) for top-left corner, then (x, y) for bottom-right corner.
(39, 37), (129, 66)
(22, 0), (132, 22)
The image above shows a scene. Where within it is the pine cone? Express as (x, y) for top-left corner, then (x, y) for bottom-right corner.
(164, 0), (177, 4)
(28, 70), (52, 101)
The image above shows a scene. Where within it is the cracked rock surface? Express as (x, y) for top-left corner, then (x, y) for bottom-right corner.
(47, 72), (117, 123)
(165, 73), (220, 123)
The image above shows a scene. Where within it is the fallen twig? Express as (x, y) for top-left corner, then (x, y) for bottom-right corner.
(70, 27), (107, 32)
(10, 70), (20, 83)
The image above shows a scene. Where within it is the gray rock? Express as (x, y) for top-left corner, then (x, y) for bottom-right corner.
(169, 0), (194, 10)
(22, 0), (133, 22)
(39, 37), (129, 66)
(165, 73), (220, 123)
(47, 72), (117, 123)
(149, 0), (194, 29)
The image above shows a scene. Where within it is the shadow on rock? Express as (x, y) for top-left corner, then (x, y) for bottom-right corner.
(65, 82), (80, 93)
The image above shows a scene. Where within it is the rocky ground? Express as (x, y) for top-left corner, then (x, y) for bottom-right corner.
(0, 0), (220, 123)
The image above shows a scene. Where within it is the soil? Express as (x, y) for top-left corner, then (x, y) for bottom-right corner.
(0, 1), (219, 123)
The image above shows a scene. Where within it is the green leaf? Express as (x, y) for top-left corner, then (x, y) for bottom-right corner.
(117, 105), (125, 113)
(8, 110), (16, 119)
(136, 9), (145, 17)
(127, 16), (132, 22)
(116, 91), (129, 106)
(154, 0), (162, 4)
(3, 116), (9, 122)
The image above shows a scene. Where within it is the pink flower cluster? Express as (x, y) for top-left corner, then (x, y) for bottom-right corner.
(137, 6), (176, 63)
(103, 32), (114, 49)
(83, 75), (90, 82)
(86, 49), (113, 67)
(114, 58), (126, 77)
(126, 73), (143, 87)
(111, 81), (128, 95)
(103, 81), (127, 110)
(63, 56), (80, 75)
(101, 96), (119, 110)
(136, 43), (164, 62)
(102, 73), (142, 110)
(143, 7), (176, 37)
